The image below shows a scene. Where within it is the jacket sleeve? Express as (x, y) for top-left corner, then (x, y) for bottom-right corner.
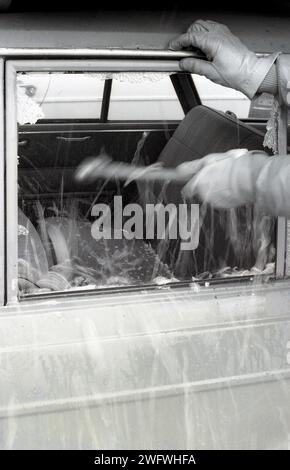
(254, 155), (290, 217)
(257, 64), (278, 95)
(228, 153), (290, 217)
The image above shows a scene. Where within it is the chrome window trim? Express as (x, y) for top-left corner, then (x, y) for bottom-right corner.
(6, 61), (18, 304)
(276, 102), (288, 277)
(0, 48), (269, 59)
(0, 49), (200, 59)
(9, 59), (184, 73)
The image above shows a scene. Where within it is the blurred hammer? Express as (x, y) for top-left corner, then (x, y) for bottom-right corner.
(74, 153), (193, 187)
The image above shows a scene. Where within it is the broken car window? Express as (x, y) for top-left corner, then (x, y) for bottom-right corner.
(17, 71), (276, 297)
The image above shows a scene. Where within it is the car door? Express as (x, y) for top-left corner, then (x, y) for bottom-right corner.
(1, 54), (290, 450)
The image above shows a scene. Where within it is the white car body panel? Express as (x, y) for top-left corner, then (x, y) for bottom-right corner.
(1, 282), (290, 449)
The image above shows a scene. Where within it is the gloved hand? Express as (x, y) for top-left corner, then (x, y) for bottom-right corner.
(178, 149), (268, 209)
(169, 20), (279, 99)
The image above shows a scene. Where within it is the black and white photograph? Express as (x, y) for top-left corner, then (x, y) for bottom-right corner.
(0, 0), (290, 460)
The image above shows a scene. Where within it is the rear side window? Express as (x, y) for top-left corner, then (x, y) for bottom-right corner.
(108, 74), (184, 121)
(18, 73), (105, 120)
(18, 72), (184, 122)
(192, 74), (251, 118)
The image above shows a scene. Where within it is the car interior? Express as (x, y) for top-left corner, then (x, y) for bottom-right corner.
(17, 72), (277, 296)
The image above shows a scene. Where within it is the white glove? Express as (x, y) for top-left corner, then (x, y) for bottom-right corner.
(178, 149), (268, 209)
(169, 20), (279, 99)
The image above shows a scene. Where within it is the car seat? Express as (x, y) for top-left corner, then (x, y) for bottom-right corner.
(138, 105), (275, 278)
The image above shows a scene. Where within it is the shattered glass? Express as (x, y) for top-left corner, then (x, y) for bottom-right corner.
(16, 71), (276, 296)
(17, 84), (44, 125)
(263, 96), (280, 154)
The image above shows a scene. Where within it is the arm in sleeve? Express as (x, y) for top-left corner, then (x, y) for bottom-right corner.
(255, 155), (290, 217)
(180, 150), (290, 217)
(258, 64), (278, 95)
(230, 153), (290, 217)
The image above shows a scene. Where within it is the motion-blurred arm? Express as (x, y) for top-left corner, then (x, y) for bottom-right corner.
(179, 150), (290, 218)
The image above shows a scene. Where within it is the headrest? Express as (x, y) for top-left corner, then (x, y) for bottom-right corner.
(158, 105), (269, 168)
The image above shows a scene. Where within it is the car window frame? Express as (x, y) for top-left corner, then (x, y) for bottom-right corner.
(3, 53), (289, 305)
